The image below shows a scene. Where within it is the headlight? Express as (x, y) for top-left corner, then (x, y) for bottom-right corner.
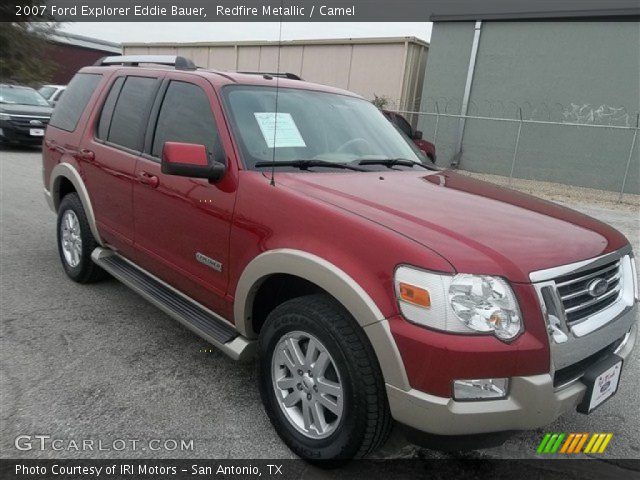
(0, 113), (11, 121)
(449, 274), (522, 340)
(394, 266), (523, 341)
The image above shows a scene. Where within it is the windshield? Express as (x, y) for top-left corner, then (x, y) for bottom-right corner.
(38, 86), (56, 100)
(0, 86), (50, 107)
(222, 85), (425, 170)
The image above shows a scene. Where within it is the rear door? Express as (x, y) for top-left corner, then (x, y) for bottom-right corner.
(132, 74), (237, 316)
(82, 72), (162, 258)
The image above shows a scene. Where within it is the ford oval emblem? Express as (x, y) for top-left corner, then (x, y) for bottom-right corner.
(29, 119), (43, 126)
(587, 278), (608, 298)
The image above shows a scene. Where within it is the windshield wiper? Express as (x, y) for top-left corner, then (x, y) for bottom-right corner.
(356, 158), (436, 170)
(254, 159), (367, 172)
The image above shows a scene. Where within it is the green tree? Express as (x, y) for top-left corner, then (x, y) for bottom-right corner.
(371, 94), (389, 110)
(0, 3), (57, 84)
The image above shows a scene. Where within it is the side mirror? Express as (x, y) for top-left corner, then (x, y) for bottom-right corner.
(161, 142), (225, 181)
(412, 130), (423, 140)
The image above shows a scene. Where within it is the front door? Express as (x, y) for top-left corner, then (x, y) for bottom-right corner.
(132, 76), (236, 317)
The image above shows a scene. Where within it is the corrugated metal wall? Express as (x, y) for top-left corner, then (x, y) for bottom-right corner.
(417, 21), (639, 194)
(123, 38), (428, 115)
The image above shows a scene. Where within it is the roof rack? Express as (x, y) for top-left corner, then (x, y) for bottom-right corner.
(237, 71), (303, 80)
(93, 55), (197, 71)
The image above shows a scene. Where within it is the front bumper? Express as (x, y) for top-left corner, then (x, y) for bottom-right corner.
(0, 120), (47, 145)
(387, 307), (637, 436)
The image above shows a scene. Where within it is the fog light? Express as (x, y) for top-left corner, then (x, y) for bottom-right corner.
(453, 378), (509, 400)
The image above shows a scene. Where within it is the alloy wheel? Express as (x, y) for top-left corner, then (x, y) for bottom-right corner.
(271, 331), (344, 439)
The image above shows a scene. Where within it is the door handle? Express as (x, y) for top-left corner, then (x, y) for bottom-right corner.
(44, 139), (64, 153)
(75, 149), (95, 162)
(138, 171), (159, 188)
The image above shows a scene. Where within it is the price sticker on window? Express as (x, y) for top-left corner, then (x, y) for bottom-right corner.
(254, 112), (306, 148)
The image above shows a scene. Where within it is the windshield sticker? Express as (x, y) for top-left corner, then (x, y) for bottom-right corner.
(254, 112), (306, 148)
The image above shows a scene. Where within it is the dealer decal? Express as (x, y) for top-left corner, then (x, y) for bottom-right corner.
(536, 432), (613, 454)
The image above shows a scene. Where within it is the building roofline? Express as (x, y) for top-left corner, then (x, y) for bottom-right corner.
(123, 36), (429, 48)
(49, 32), (122, 54)
(430, 1), (639, 22)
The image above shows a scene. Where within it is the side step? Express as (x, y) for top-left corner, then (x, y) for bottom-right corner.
(92, 247), (255, 362)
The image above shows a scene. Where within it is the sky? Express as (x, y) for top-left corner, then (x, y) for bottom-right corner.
(59, 22), (432, 44)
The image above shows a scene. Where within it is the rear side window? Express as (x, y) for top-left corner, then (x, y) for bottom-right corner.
(106, 76), (158, 151)
(151, 81), (219, 158)
(49, 73), (101, 132)
(96, 77), (125, 141)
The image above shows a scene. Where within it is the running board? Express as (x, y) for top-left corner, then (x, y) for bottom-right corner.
(92, 247), (255, 362)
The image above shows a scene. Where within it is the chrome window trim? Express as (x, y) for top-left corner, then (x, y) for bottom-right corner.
(529, 244), (632, 283)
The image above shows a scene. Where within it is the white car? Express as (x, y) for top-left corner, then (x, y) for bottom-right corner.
(38, 84), (66, 105)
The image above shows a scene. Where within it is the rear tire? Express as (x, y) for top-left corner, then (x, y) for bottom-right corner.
(57, 193), (107, 283)
(257, 294), (392, 464)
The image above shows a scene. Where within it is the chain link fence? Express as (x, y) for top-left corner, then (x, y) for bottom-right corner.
(390, 98), (640, 202)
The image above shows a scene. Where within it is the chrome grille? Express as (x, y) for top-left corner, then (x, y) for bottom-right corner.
(9, 116), (50, 128)
(555, 259), (622, 325)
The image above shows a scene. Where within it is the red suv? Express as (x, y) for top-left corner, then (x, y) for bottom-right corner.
(43, 56), (638, 461)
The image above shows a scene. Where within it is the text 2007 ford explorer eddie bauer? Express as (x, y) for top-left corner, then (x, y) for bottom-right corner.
(43, 56), (638, 462)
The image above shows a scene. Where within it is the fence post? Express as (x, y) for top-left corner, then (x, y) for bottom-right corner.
(433, 101), (441, 148)
(618, 113), (640, 203)
(508, 108), (524, 186)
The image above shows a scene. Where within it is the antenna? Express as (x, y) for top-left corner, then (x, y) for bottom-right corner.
(269, 2), (284, 187)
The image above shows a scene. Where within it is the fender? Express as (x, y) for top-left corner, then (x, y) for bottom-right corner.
(48, 162), (103, 246)
(234, 248), (410, 390)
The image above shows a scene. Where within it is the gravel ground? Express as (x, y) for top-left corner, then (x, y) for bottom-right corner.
(1, 148), (638, 466)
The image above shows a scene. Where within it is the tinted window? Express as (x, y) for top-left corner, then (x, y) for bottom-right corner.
(49, 74), (101, 132)
(38, 86), (56, 100)
(0, 85), (49, 106)
(96, 77), (125, 141)
(152, 81), (219, 158)
(392, 114), (413, 137)
(108, 76), (158, 151)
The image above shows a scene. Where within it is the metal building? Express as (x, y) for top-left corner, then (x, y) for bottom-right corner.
(414, 17), (639, 195)
(48, 32), (121, 84)
(123, 37), (428, 113)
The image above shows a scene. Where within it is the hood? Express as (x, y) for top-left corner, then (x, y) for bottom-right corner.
(0, 103), (53, 116)
(279, 170), (629, 283)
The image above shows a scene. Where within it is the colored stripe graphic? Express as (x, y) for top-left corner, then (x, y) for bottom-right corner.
(597, 433), (613, 453)
(544, 434), (559, 453)
(538, 433), (613, 454)
(585, 433), (613, 454)
(550, 433), (565, 453)
(574, 433), (589, 453)
(567, 433), (582, 454)
(537, 433), (551, 453)
(584, 433), (599, 453)
(560, 433), (575, 453)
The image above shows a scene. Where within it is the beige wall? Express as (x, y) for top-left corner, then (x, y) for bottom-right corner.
(124, 38), (428, 115)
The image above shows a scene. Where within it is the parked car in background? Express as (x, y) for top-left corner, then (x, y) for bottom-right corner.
(383, 110), (436, 162)
(0, 84), (52, 146)
(39, 84), (66, 106)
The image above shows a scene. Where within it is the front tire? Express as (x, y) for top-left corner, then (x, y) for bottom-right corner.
(257, 294), (392, 463)
(57, 193), (107, 283)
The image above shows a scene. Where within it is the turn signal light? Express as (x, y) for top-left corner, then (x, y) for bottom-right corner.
(398, 282), (431, 308)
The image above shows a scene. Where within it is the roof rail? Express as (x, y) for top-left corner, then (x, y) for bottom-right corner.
(93, 55), (197, 71)
(237, 71), (303, 80)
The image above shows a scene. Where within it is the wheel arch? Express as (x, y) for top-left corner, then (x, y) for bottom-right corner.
(50, 162), (103, 246)
(234, 249), (410, 389)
